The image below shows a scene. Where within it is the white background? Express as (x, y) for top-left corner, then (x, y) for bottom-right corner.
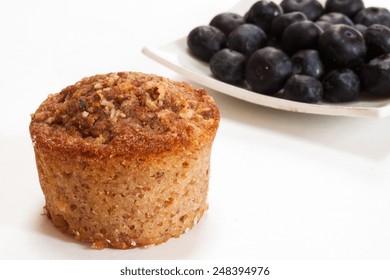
(1, 0), (390, 261)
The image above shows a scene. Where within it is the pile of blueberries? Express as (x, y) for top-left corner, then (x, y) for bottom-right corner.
(187, 0), (390, 103)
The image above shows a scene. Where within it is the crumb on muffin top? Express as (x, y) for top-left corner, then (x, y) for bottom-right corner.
(30, 72), (220, 158)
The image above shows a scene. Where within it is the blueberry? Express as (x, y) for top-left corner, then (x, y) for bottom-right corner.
(281, 21), (323, 54)
(280, 0), (324, 21)
(354, 7), (390, 28)
(246, 47), (293, 95)
(364, 24), (390, 61)
(210, 13), (246, 36)
(284, 74), (323, 103)
(187, 26), (226, 62)
(291, 49), (325, 79)
(361, 54), (390, 97)
(227, 24), (267, 56)
(209, 49), (246, 84)
(245, 0), (283, 34)
(354, 24), (367, 33)
(315, 20), (333, 31)
(322, 69), (360, 102)
(319, 24), (366, 68)
(325, 0), (364, 17)
(271, 12), (308, 40)
(317, 12), (354, 26)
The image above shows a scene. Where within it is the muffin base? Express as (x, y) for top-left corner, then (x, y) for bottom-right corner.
(34, 144), (211, 249)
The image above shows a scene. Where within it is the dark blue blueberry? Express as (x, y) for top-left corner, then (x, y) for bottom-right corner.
(280, 0), (324, 21)
(325, 0), (364, 17)
(354, 7), (390, 28)
(319, 24), (366, 68)
(291, 49), (325, 79)
(210, 49), (246, 84)
(271, 11), (308, 40)
(322, 68), (360, 102)
(245, 0), (283, 34)
(246, 47), (293, 95)
(281, 20), (323, 54)
(361, 54), (390, 97)
(315, 20), (333, 31)
(227, 24), (267, 56)
(354, 24), (367, 33)
(317, 12), (354, 26)
(187, 26), (226, 62)
(284, 74), (323, 103)
(364, 24), (390, 61)
(210, 13), (246, 36)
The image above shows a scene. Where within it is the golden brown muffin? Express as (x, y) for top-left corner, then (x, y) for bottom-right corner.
(29, 72), (220, 249)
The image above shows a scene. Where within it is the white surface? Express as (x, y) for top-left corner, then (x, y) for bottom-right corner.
(1, 0), (390, 260)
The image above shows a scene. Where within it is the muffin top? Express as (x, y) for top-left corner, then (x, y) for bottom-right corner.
(30, 72), (220, 158)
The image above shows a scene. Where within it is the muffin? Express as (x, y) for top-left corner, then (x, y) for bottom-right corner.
(29, 72), (220, 249)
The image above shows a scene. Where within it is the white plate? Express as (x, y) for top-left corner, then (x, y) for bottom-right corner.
(142, 0), (390, 118)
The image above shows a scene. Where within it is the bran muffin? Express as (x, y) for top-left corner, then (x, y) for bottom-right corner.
(29, 72), (220, 249)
